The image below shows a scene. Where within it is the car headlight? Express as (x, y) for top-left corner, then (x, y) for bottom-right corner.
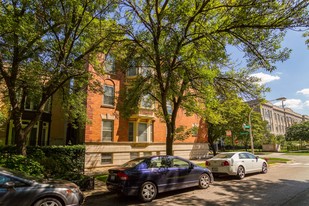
(66, 188), (80, 194)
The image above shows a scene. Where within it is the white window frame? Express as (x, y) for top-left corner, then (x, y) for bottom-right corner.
(102, 120), (113, 142)
(103, 85), (115, 106)
(140, 94), (154, 109)
(104, 54), (115, 74)
(101, 153), (113, 164)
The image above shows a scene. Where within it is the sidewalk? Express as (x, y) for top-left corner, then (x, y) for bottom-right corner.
(83, 179), (109, 197)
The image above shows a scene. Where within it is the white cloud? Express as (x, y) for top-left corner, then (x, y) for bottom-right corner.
(250, 72), (280, 85)
(274, 99), (304, 110)
(297, 88), (309, 96)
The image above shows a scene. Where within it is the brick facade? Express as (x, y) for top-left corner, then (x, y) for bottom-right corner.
(84, 57), (209, 173)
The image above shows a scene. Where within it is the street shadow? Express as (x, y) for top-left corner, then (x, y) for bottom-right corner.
(85, 177), (309, 206)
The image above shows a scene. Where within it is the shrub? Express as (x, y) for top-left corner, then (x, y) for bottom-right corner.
(0, 154), (44, 178)
(0, 145), (91, 189)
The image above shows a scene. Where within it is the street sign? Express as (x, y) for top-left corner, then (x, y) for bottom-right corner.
(240, 131), (249, 135)
(242, 123), (250, 130)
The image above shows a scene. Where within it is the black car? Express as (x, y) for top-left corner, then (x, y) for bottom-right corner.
(0, 167), (84, 206)
(106, 155), (213, 202)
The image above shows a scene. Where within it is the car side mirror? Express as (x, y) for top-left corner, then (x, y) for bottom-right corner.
(4, 181), (15, 189)
(189, 163), (194, 170)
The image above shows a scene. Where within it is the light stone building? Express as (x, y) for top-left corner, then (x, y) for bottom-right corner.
(249, 100), (309, 136)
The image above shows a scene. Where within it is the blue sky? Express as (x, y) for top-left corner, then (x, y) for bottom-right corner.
(230, 30), (309, 116)
(251, 31), (309, 116)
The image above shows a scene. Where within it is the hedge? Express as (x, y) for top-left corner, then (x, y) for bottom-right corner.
(0, 145), (93, 190)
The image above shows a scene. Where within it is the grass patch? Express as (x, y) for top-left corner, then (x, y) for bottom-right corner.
(264, 157), (290, 164)
(284, 152), (309, 156)
(95, 174), (108, 182)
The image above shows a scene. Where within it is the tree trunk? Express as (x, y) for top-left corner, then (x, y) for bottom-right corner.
(166, 122), (175, 155)
(12, 112), (27, 156)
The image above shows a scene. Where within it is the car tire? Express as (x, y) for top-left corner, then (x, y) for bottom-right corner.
(262, 162), (268, 174)
(237, 166), (245, 179)
(198, 173), (211, 189)
(34, 197), (63, 206)
(139, 181), (157, 202)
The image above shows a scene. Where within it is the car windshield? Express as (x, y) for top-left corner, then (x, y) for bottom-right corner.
(0, 167), (41, 182)
(214, 153), (235, 158)
(121, 157), (147, 168)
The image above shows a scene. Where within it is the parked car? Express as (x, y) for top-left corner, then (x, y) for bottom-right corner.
(205, 152), (268, 179)
(0, 167), (84, 206)
(106, 155), (213, 202)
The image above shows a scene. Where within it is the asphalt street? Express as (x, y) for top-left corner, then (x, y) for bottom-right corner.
(84, 153), (309, 206)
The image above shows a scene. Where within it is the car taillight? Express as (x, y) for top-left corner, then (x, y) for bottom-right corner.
(221, 161), (230, 166)
(205, 161), (210, 166)
(117, 172), (129, 180)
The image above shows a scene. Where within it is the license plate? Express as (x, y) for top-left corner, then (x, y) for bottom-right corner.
(212, 167), (218, 172)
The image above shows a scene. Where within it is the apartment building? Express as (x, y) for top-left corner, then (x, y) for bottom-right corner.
(84, 55), (209, 173)
(249, 100), (309, 136)
(0, 54), (210, 172)
(0, 90), (79, 147)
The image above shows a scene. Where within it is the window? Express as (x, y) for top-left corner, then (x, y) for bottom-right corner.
(127, 60), (138, 76)
(138, 123), (148, 142)
(0, 175), (27, 187)
(102, 120), (113, 142)
(140, 94), (153, 109)
(128, 122), (134, 141)
(103, 85), (115, 106)
(129, 122), (153, 142)
(43, 98), (51, 112)
(167, 102), (172, 115)
(41, 122), (49, 146)
(144, 152), (152, 156)
(101, 153), (113, 164)
(130, 152), (139, 160)
(149, 157), (162, 168)
(104, 54), (115, 74)
(172, 158), (189, 168)
(24, 97), (39, 111)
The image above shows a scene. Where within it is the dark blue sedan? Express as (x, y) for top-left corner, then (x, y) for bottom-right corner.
(106, 155), (213, 202)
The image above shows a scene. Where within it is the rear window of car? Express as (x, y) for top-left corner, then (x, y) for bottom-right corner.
(121, 157), (147, 168)
(214, 153), (235, 158)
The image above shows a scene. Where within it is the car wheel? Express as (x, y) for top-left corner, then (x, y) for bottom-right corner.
(237, 166), (245, 179)
(34, 197), (63, 206)
(262, 162), (268, 174)
(198, 173), (210, 189)
(139, 181), (157, 202)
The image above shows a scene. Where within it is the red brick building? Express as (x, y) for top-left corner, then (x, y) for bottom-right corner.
(84, 55), (210, 173)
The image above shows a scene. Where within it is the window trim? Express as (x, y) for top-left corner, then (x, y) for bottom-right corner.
(101, 153), (113, 165)
(103, 85), (115, 107)
(104, 54), (116, 74)
(101, 120), (114, 142)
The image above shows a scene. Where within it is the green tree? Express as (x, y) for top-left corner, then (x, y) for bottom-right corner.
(0, 0), (118, 155)
(201, 93), (268, 155)
(118, 0), (308, 155)
(286, 121), (309, 141)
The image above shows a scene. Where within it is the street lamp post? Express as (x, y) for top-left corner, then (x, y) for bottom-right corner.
(248, 108), (254, 154)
